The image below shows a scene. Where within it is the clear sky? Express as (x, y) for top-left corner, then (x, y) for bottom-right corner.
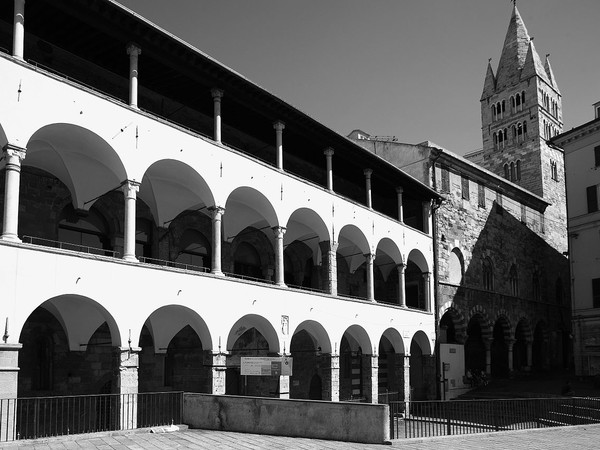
(116, 0), (600, 155)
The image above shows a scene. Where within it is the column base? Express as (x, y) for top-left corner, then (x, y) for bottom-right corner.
(211, 270), (224, 276)
(122, 254), (138, 262)
(0, 234), (21, 243)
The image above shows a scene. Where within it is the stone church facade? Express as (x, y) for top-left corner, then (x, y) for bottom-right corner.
(351, 5), (570, 397)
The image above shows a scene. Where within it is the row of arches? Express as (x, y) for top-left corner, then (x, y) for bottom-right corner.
(440, 306), (567, 377)
(493, 121), (528, 149)
(19, 295), (434, 402)
(490, 90), (527, 122)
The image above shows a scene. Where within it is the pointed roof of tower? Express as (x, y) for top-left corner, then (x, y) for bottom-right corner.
(544, 54), (560, 93)
(481, 60), (496, 100)
(495, 5), (531, 89)
(521, 39), (550, 84)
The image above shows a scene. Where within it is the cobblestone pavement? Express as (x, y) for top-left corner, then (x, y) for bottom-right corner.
(1, 424), (600, 449)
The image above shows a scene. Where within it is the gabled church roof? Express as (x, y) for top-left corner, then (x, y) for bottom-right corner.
(521, 39), (550, 85)
(495, 5), (531, 90)
(480, 60), (496, 101)
(544, 55), (560, 94)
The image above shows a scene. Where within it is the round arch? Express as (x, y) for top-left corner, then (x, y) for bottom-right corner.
(410, 330), (432, 356)
(139, 159), (215, 227)
(291, 320), (332, 354)
(337, 224), (370, 274)
(224, 186), (279, 244)
(18, 294), (121, 352)
(141, 305), (212, 353)
(25, 124), (127, 210)
(227, 314), (280, 354)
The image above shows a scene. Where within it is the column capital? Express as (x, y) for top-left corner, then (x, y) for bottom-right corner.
(396, 186), (404, 194)
(272, 225), (287, 237)
(273, 120), (285, 131)
(363, 168), (373, 178)
(211, 88), (224, 100)
(323, 147), (334, 157)
(126, 43), (142, 57)
(397, 263), (406, 271)
(121, 180), (140, 195)
(364, 252), (376, 261)
(2, 144), (26, 162)
(208, 205), (225, 218)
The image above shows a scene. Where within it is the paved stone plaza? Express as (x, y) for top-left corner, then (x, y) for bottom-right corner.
(0, 425), (599, 449)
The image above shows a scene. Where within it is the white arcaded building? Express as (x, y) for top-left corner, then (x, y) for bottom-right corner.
(0, 0), (440, 433)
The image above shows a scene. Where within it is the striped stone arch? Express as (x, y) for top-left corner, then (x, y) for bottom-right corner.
(492, 310), (512, 340)
(515, 316), (533, 342)
(467, 305), (492, 340)
(438, 301), (467, 343)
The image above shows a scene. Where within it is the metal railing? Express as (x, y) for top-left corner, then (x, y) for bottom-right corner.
(389, 397), (600, 439)
(22, 236), (119, 258)
(138, 256), (210, 273)
(0, 392), (182, 442)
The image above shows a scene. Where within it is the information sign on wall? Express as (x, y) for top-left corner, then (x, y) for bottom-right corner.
(240, 356), (293, 376)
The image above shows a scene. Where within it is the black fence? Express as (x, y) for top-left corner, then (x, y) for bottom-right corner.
(389, 397), (600, 439)
(0, 392), (183, 441)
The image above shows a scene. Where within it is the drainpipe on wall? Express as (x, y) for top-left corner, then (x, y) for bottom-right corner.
(430, 148), (444, 400)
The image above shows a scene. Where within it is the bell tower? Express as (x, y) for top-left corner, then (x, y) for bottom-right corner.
(478, 4), (567, 252)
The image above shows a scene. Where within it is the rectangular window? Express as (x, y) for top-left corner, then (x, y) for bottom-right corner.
(520, 204), (527, 223)
(540, 211), (545, 234)
(441, 167), (450, 192)
(478, 183), (485, 207)
(588, 185), (599, 213)
(593, 278), (600, 308)
(595, 146), (600, 167)
(461, 176), (470, 200)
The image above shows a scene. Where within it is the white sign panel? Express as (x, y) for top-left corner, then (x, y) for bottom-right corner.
(240, 356), (293, 376)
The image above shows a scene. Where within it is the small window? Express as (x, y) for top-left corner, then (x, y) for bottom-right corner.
(540, 211), (545, 234)
(550, 160), (559, 181)
(532, 273), (541, 301)
(510, 162), (515, 181)
(593, 278), (600, 308)
(496, 192), (503, 214)
(504, 164), (509, 179)
(478, 183), (485, 207)
(594, 146), (600, 167)
(482, 258), (494, 291)
(516, 160), (521, 181)
(461, 176), (470, 200)
(509, 264), (518, 296)
(587, 185), (599, 213)
(441, 167), (450, 192)
(520, 204), (526, 223)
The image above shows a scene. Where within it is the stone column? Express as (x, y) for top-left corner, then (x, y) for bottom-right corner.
(319, 240), (338, 295)
(1, 145), (26, 242)
(526, 341), (533, 371)
(365, 252), (375, 302)
(122, 181), (140, 261)
(115, 347), (140, 430)
(362, 354), (378, 403)
(507, 338), (516, 372)
(364, 169), (373, 209)
(273, 121), (285, 171)
(211, 88), (224, 143)
(422, 200), (431, 234)
(321, 354), (339, 401)
(323, 148), (334, 191)
(126, 44), (141, 109)
(403, 354), (411, 417)
(12, 0), (25, 60)
(209, 352), (226, 394)
(484, 338), (493, 375)
(209, 206), (225, 275)
(0, 344), (22, 442)
(397, 264), (406, 307)
(396, 187), (404, 223)
(422, 272), (431, 311)
(273, 226), (286, 286)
